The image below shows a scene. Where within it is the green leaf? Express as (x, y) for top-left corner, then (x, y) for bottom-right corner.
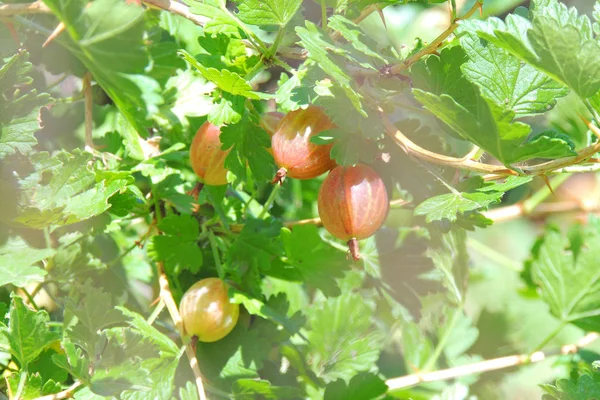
(65, 282), (127, 354)
(0, 237), (53, 288)
(187, 0), (244, 38)
(6, 372), (61, 399)
(469, 1), (600, 98)
(230, 290), (305, 337)
(531, 223), (600, 330)
(43, 0), (162, 134)
(412, 47), (575, 165)
(219, 116), (275, 182)
(323, 372), (388, 400)
(327, 16), (387, 63)
(1, 295), (60, 366)
(274, 225), (349, 297)
(13, 150), (128, 228)
(236, 0), (302, 27)
(541, 373), (600, 400)
(306, 292), (383, 382)
(232, 379), (303, 399)
(415, 176), (533, 223)
(295, 22), (365, 115)
(0, 52), (51, 160)
(415, 192), (501, 223)
(178, 50), (259, 99)
(460, 32), (569, 117)
(148, 214), (203, 275)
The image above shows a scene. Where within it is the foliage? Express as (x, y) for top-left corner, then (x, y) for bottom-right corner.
(2, 0), (600, 399)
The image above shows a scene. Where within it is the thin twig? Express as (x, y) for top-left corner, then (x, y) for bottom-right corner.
(34, 381), (82, 400)
(386, 332), (600, 390)
(389, 0), (482, 75)
(156, 262), (207, 400)
(379, 109), (515, 175)
(483, 200), (600, 223)
(0, 1), (51, 16)
(142, 0), (209, 26)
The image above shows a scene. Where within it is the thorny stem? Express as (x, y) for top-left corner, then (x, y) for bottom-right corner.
(386, 332), (600, 390)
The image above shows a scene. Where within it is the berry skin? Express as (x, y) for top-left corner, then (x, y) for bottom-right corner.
(271, 106), (336, 183)
(190, 122), (229, 186)
(318, 164), (389, 260)
(260, 111), (284, 137)
(179, 278), (240, 342)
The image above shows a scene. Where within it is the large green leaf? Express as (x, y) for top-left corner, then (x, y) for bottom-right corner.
(412, 47), (576, 165)
(460, 32), (569, 117)
(0, 295), (60, 366)
(42, 0), (162, 135)
(468, 0), (600, 98)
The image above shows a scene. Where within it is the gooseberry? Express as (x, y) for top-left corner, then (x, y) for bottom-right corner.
(189, 122), (229, 186)
(271, 106), (336, 184)
(317, 164), (389, 261)
(179, 278), (240, 342)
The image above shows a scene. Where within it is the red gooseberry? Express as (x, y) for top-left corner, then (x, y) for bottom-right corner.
(318, 164), (389, 261)
(189, 122), (230, 186)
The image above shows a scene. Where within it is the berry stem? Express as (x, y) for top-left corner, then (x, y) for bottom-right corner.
(258, 182), (282, 219)
(347, 238), (360, 261)
(271, 167), (287, 185)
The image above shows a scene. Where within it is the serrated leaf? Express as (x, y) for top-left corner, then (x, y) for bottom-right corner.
(6, 372), (61, 399)
(307, 293), (383, 382)
(148, 214), (202, 274)
(65, 283), (127, 354)
(0, 51), (51, 160)
(460, 32), (568, 117)
(1, 295), (60, 366)
(327, 16), (387, 63)
(219, 116), (275, 182)
(469, 1), (600, 98)
(0, 237), (53, 288)
(541, 373), (600, 400)
(178, 50), (258, 99)
(295, 22), (365, 115)
(230, 291), (305, 337)
(415, 192), (501, 223)
(232, 379), (303, 399)
(14, 150), (127, 228)
(324, 372), (388, 400)
(415, 176), (533, 223)
(412, 47), (575, 165)
(236, 0), (302, 27)
(531, 224), (600, 330)
(273, 225), (349, 297)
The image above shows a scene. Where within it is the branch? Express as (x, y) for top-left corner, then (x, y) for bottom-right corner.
(378, 109), (516, 175)
(156, 262), (208, 400)
(142, 0), (209, 26)
(386, 332), (600, 391)
(229, 198), (410, 233)
(483, 200), (600, 223)
(0, 1), (51, 16)
(34, 381), (82, 400)
(388, 0), (482, 75)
